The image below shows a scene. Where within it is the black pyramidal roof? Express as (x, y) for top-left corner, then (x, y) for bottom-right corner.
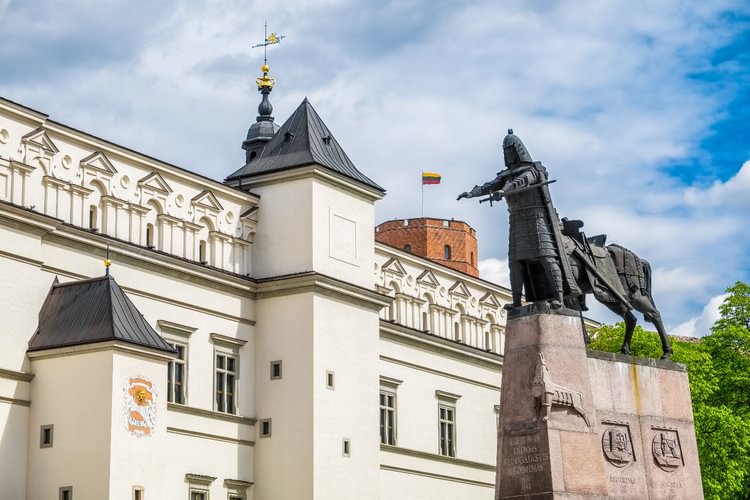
(226, 98), (384, 192)
(28, 275), (176, 354)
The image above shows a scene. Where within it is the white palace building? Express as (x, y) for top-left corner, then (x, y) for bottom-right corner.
(0, 66), (522, 500)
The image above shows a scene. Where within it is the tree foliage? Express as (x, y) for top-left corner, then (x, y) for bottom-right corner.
(589, 281), (750, 499)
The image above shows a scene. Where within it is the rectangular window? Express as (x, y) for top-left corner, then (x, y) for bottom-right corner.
(342, 438), (351, 457)
(379, 391), (396, 445)
(259, 418), (272, 438)
(133, 487), (144, 500)
(270, 360), (282, 380)
(59, 486), (73, 500)
(438, 404), (456, 457)
(326, 370), (335, 390)
(189, 490), (207, 500)
(215, 352), (238, 414)
(40, 424), (54, 448)
(168, 342), (187, 404)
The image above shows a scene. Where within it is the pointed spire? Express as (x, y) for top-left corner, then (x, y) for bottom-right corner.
(227, 98), (384, 192)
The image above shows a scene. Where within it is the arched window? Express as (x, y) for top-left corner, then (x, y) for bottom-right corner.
(403, 244), (411, 253)
(444, 245), (452, 260)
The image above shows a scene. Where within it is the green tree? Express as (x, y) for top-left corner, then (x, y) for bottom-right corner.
(589, 283), (750, 499)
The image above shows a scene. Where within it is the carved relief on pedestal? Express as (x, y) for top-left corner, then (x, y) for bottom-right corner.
(651, 428), (684, 472)
(532, 351), (591, 426)
(601, 423), (635, 467)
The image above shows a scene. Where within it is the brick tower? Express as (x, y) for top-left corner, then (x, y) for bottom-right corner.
(375, 218), (479, 277)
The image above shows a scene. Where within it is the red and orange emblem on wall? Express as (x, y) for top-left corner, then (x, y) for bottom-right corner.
(123, 376), (157, 437)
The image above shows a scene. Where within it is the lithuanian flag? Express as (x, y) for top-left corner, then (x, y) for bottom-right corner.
(422, 172), (441, 185)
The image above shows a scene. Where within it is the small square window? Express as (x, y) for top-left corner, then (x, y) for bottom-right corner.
(260, 419), (272, 438)
(326, 370), (335, 390)
(270, 360), (282, 380)
(133, 487), (144, 500)
(342, 438), (351, 457)
(59, 486), (73, 500)
(40, 424), (54, 448)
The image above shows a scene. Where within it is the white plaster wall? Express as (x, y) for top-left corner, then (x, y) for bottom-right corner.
(311, 179), (376, 289)
(26, 350), (114, 500)
(379, 338), (501, 466)
(0, 401), (29, 500)
(380, 467), (494, 500)
(108, 351), (171, 500)
(248, 179), (313, 279)
(312, 294), (381, 500)
(253, 293), (314, 500)
(0, 253), (51, 372)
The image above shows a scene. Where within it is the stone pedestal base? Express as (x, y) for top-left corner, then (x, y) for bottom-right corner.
(496, 310), (703, 499)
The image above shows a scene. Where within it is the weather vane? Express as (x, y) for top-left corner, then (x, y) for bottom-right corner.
(252, 22), (285, 90)
(252, 22), (285, 66)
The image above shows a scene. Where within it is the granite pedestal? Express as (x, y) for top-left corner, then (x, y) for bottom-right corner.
(496, 307), (704, 499)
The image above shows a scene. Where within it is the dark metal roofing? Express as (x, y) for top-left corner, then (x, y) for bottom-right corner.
(226, 98), (384, 192)
(27, 275), (176, 354)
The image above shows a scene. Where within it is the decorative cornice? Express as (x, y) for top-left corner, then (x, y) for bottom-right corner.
(167, 402), (256, 425)
(233, 164), (384, 202)
(380, 444), (495, 472)
(210, 332), (248, 347)
(0, 395), (31, 407)
(255, 271), (391, 311)
(26, 339), (175, 362)
(0, 367), (35, 382)
(169, 427), (255, 447)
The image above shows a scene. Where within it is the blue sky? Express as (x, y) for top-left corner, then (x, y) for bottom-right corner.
(1, 0), (748, 336)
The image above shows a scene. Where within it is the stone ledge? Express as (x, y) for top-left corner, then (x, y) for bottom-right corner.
(586, 349), (686, 372)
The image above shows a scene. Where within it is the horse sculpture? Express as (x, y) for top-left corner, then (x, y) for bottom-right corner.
(458, 130), (671, 359)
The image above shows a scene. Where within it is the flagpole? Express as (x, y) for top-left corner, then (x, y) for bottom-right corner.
(421, 171), (424, 218)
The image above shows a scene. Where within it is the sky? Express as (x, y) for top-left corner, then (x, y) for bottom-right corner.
(0, 0), (748, 336)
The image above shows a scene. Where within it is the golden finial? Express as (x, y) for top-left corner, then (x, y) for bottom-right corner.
(257, 63), (274, 90)
(105, 245), (112, 275)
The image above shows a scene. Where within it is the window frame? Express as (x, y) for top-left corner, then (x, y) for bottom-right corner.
(379, 376), (402, 446)
(436, 390), (461, 458)
(166, 340), (188, 405)
(157, 320), (196, 406)
(59, 486), (73, 500)
(186, 474), (216, 500)
(40, 424), (54, 448)
(210, 333), (246, 415)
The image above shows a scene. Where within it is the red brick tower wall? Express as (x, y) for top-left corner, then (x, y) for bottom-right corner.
(375, 218), (479, 277)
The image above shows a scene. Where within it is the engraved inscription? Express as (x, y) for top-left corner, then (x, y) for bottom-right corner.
(652, 429), (683, 472)
(602, 424), (635, 467)
(503, 434), (550, 476)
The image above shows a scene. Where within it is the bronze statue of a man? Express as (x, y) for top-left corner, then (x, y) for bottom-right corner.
(459, 130), (571, 308)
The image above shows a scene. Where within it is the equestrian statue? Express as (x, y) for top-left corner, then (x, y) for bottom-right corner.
(458, 130), (671, 359)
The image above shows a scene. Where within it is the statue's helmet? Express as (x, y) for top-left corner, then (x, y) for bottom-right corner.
(502, 129), (533, 167)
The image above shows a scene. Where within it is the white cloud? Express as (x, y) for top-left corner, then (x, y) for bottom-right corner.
(685, 160), (750, 208)
(478, 258), (510, 288)
(670, 293), (727, 338)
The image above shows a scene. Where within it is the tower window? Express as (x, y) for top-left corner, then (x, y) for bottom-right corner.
(444, 245), (452, 260)
(146, 223), (155, 248)
(403, 244), (411, 253)
(199, 240), (207, 264)
(89, 205), (97, 230)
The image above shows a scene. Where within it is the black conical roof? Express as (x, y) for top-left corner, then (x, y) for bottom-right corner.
(27, 275), (176, 354)
(227, 98), (384, 192)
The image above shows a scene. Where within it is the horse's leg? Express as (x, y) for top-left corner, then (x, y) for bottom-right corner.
(631, 293), (672, 360)
(620, 309), (638, 355)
